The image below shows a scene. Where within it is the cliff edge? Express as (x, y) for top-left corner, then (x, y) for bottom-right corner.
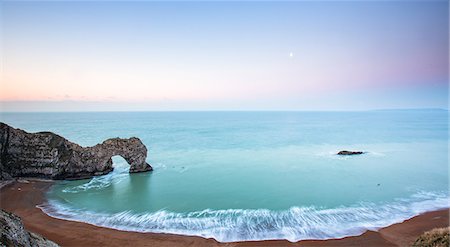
(0, 209), (59, 247)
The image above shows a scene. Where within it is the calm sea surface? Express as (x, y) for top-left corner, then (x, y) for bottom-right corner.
(1, 111), (448, 242)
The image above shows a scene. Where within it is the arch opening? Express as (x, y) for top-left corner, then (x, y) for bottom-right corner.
(111, 155), (130, 173)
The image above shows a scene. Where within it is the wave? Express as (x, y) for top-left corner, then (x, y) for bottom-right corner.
(38, 191), (449, 242)
(62, 162), (130, 193)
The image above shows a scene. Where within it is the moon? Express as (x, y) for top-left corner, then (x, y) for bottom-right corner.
(289, 52), (294, 58)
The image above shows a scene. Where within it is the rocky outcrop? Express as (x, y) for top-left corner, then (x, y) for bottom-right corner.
(0, 122), (152, 180)
(0, 209), (59, 247)
(413, 227), (449, 247)
(337, 150), (364, 155)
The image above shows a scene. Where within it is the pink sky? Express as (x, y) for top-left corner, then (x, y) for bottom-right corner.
(1, 1), (448, 111)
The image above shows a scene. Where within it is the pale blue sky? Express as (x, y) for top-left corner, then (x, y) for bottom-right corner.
(1, 1), (448, 111)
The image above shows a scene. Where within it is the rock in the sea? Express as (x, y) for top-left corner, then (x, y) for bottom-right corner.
(0, 122), (152, 180)
(337, 150), (364, 155)
(0, 209), (59, 247)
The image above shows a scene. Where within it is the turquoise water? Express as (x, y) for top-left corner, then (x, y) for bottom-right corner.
(1, 111), (448, 242)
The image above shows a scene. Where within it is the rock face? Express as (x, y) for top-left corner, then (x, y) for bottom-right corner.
(0, 209), (59, 247)
(0, 122), (152, 180)
(337, 150), (364, 155)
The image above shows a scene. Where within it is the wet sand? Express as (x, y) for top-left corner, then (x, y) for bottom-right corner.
(0, 180), (448, 247)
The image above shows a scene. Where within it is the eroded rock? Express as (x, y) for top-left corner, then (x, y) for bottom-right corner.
(0, 209), (59, 247)
(0, 122), (152, 180)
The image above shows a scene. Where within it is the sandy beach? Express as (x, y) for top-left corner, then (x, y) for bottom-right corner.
(0, 180), (448, 247)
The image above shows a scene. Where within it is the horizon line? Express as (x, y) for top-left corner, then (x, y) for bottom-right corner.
(0, 108), (448, 114)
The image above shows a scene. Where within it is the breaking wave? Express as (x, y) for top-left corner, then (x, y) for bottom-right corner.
(62, 160), (130, 193)
(38, 191), (449, 242)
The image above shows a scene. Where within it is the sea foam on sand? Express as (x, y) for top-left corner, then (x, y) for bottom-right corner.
(39, 191), (449, 242)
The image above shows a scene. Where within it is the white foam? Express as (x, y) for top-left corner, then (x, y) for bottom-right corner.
(38, 191), (449, 242)
(62, 165), (129, 193)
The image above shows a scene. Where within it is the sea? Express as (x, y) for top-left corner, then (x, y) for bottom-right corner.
(0, 110), (448, 242)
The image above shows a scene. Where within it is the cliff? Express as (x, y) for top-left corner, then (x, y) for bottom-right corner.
(0, 209), (59, 247)
(0, 122), (152, 180)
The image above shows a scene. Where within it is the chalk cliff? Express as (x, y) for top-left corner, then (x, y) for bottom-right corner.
(0, 122), (152, 180)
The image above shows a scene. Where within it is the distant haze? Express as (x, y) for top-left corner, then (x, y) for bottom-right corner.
(1, 1), (448, 111)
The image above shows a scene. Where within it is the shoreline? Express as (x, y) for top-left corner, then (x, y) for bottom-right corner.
(1, 180), (448, 247)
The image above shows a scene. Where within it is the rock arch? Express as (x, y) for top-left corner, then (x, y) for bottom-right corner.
(88, 137), (153, 174)
(0, 122), (152, 180)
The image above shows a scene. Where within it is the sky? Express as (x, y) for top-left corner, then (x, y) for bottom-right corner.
(0, 1), (448, 111)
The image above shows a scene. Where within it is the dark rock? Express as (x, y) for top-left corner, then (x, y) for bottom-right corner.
(0, 209), (59, 247)
(337, 150), (364, 155)
(0, 122), (152, 180)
